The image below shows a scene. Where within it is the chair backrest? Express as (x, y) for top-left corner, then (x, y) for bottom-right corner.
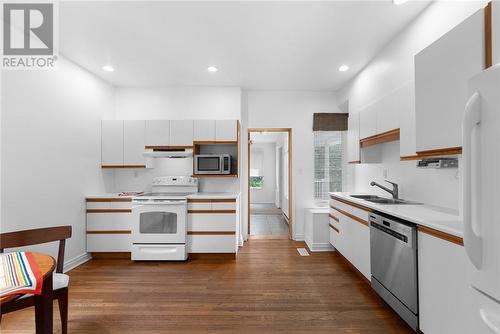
(0, 225), (72, 273)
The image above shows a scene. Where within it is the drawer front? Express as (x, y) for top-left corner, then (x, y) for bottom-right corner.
(86, 199), (132, 210)
(87, 234), (131, 252)
(188, 202), (212, 211)
(87, 213), (132, 231)
(131, 244), (187, 261)
(351, 206), (370, 223)
(188, 213), (236, 231)
(87, 202), (111, 209)
(329, 224), (339, 247)
(211, 202), (236, 211)
(329, 198), (352, 214)
(188, 235), (236, 253)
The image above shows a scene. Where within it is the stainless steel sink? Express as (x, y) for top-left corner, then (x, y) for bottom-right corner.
(349, 195), (421, 205)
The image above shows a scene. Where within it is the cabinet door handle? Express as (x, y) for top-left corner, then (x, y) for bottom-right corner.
(462, 91), (483, 269)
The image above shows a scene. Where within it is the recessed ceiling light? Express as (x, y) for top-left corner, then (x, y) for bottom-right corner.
(102, 65), (114, 72)
(393, 0), (409, 5)
(207, 66), (218, 73)
(338, 65), (350, 72)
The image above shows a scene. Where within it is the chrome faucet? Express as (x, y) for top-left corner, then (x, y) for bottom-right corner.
(370, 180), (399, 199)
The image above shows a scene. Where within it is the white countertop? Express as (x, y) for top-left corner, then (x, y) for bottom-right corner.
(86, 192), (239, 200)
(330, 192), (463, 238)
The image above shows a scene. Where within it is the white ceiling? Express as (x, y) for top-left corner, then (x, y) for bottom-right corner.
(60, 1), (430, 90)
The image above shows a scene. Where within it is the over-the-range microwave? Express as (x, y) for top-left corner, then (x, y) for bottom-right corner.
(194, 154), (231, 174)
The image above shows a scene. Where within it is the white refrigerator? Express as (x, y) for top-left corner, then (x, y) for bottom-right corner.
(462, 63), (500, 333)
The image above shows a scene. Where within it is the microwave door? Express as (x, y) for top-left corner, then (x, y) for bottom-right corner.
(197, 156), (221, 174)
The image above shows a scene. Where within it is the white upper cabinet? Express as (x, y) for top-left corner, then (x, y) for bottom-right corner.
(347, 111), (360, 162)
(145, 120), (170, 147)
(215, 120), (238, 141)
(376, 91), (399, 134)
(398, 82), (416, 157)
(124, 120), (145, 166)
(415, 9), (484, 152)
(101, 120), (123, 166)
(359, 105), (377, 139)
(170, 120), (194, 146)
(193, 120), (216, 141)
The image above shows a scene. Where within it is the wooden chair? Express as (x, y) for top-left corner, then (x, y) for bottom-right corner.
(0, 225), (72, 334)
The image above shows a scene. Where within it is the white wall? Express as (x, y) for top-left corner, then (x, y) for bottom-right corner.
(250, 142), (276, 204)
(115, 86), (241, 120)
(338, 1), (487, 210)
(243, 91), (340, 240)
(1, 57), (115, 268)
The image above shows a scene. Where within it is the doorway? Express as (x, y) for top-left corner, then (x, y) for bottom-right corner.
(247, 128), (292, 239)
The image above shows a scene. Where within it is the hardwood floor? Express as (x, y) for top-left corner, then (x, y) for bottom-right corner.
(1, 239), (412, 334)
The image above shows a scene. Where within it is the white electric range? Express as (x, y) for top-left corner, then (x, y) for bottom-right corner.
(131, 176), (198, 261)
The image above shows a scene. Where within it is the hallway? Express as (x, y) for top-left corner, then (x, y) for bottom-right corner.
(250, 204), (288, 236)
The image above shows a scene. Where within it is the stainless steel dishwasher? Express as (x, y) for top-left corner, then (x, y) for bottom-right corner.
(369, 212), (418, 331)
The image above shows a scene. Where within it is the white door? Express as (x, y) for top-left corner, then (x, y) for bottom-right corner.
(101, 120), (123, 166)
(194, 120), (216, 141)
(170, 120), (194, 146)
(215, 120), (237, 141)
(145, 120), (170, 147)
(464, 66), (500, 304)
(124, 120), (145, 166)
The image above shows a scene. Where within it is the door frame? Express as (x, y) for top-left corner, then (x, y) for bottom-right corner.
(247, 128), (293, 239)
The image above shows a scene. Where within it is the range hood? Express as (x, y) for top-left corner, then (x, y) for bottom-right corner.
(143, 148), (193, 159)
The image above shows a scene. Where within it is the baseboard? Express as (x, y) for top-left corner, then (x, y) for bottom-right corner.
(63, 252), (92, 273)
(305, 241), (335, 252)
(294, 233), (305, 241)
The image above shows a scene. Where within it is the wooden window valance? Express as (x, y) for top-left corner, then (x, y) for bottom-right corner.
(313, 113), (348, 131)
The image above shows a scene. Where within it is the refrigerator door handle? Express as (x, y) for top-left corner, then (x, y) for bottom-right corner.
(462, 91), (483, 269)
(480, 309), (500, 334)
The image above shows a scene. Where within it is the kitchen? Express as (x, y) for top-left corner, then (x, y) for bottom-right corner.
(1, 1), (499, 333)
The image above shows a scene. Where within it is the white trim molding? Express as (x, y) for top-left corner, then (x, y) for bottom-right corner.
(63, 252), (92, 273)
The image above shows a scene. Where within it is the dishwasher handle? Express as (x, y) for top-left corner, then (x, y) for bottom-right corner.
(370, 220), (415, 248)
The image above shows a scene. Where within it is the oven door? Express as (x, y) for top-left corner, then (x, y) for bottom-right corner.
(132, 201), (187, 244)
(195, 155), (222, 174)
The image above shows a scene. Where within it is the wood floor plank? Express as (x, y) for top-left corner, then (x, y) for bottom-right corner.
(0, 239), (412, 333)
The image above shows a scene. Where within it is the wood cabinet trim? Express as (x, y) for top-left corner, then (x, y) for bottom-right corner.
(485, 2), (493, 69)
(359, 128), (400, 148)
(188, 210), (236, 214)
(193, 141), (238, 145)
(328, 223), (340, 233)
(348, 160), (361, 164)
(330, 195), (373, 213)
(87, 230), (131, 234)
(187, 231), (236, 235)
(187, 198), (236, 203)
(417, 226), (464, 246)
(86, 198), (132, 202)
(330, 205), (369, 227)
(144, 146), (193, 150)
(400, 155), (420, 161)
(415, 146), (462, 158)
(329, 214), (339, 222)
(86, 209), (132, 213)
(101, 165), (146, 169)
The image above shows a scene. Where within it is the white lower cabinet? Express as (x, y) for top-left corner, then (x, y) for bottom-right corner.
(86, 198), (132, 253)
(418, 231), (481, 333)
(187, 198), (238, 254)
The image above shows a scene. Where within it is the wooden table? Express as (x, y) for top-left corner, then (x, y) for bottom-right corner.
(1, 253), (56, 334)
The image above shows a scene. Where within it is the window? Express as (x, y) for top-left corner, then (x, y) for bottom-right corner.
(250, 176), (264, 189)
(314, 131), (344, 200)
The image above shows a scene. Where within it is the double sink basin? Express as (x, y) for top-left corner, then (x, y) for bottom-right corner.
(350, 195), (422, 205)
